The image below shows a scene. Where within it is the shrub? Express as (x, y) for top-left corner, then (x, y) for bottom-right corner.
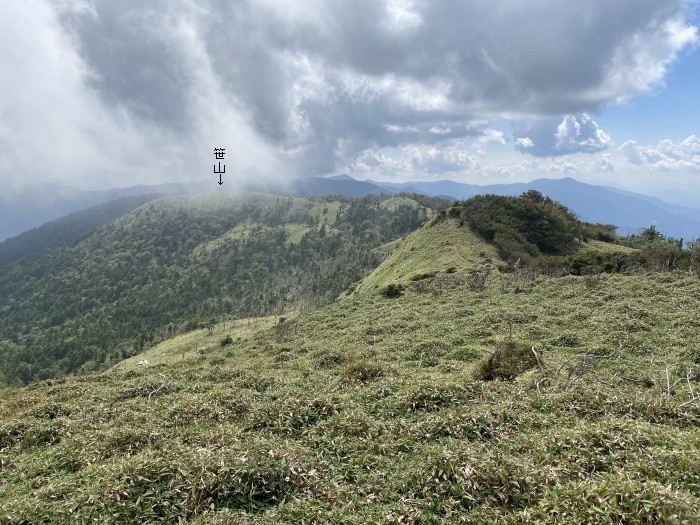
(220, 335), (233, 347)
(344, 361), (385, 383)
(275, 318), (298, 343)
(314, 351), (346, 369)
(552, 333), (579, 347)
(380, 283), (405, 297)
(466, 271), (490, 291)
(456, 191), (584, 262)
(473, 340), (539, 381)
(410, 271), (437, 281)
(397, 383), (473, 412)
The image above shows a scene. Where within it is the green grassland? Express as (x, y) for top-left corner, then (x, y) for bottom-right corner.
(379, 196), (423, 211)
(583, 239), (639, 254)
(354, 217), (500, 295)
(113, 315), (283, 371)
(1, 215), (699, 523)
(168, 195), (341, 256)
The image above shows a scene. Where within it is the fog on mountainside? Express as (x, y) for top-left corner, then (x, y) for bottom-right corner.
(4, 176), (699, 244)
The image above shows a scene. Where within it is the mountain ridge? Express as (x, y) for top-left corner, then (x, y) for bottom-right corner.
(0, 192), (438, 383)
(368, 176), (700, 240)
(4, 175), (698, 244)
(0, 177), (393, 242)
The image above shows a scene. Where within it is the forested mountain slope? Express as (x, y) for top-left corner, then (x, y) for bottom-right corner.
(0, 192), (445, 384)
(1, 211), (699, 522)
(0, 194), (161, 267)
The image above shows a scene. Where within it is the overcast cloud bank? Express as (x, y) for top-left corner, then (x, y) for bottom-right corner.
(0, 0), (697, 191)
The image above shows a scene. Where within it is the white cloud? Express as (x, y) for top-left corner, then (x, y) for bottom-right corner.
(619, 135), (700, 170)
(0, 0), (286, 191)
(475, 129), (506, 149)
(598, 153), (615, 172)
(385, 0), (423, 31)
(594, 18), (698, 103)
(516, 137), (534, 149)
(514, 114), (612, 156)
(349, 140), (479, 176)
(555, 114), (612, 153)
(403, 142), (479, 172)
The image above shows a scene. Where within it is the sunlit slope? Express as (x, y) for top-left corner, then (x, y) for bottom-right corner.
(379, 195), (423, 211)
(1, 268), (699, 523)
(2, 192), (699, 522)
(582, 239), (639, 254)
(113, 315), (282, 371)
(353, 216), (500, 295)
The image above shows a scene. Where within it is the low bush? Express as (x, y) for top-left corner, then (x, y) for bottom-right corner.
(344, 361), (385, 383)
(380, 283), (405, 297)
(473, 340), (539, 381)
(410, 272), (437, 281)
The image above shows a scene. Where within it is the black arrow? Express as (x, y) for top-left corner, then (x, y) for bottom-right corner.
(218, 173), (223, 185)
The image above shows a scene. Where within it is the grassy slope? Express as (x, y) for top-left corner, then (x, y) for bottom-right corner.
(1, 220), (700, 523)
(379, 196), (422, 211)
(581, 239), (640, 254)
(353, 216), (500, 295)
(112, 315), (282, 370)
(162, 194), (340, 255)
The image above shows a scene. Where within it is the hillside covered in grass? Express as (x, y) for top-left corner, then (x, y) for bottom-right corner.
(352, 215), (500, 296)
(0, 192), (444, 384)
(1, 206), (700, 523)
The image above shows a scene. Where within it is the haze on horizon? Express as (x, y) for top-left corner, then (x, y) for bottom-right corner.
(1, 0), (699, 201)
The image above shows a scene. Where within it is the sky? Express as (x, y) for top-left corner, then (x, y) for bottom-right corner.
(1, 0), (699, 203)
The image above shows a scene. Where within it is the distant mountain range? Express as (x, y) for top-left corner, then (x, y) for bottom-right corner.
(2, 175), (698, 243)
(0, 177), (391, 243)
(368, 177), (700, 240)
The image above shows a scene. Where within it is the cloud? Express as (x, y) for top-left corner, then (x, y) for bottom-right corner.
(514, 114), (612, 156)
(598, 153), (616, 172)
(554, 115), (612, 153)
(619, 135), (700, 170)
(0, 0), (697, 189)
(516, 137), (534, 149)
(475, 129), (507, 150)
(403, 142), (480, 172)
(0, 0), (285, 192)
(350, 140), (479, 176)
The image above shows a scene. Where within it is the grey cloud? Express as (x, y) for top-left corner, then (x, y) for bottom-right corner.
(1, 0), (697, 189)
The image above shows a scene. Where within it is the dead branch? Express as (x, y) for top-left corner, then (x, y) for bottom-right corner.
(680, 395), (700, 408)
(148, 373), (168, 402)
(686, 368), (697, 397)
(531, 346), (547, 393)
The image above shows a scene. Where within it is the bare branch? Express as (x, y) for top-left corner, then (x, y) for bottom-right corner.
(680, 395), (700, 408)
(148, 373), (168, 402)
(531, 346), (546, 378)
